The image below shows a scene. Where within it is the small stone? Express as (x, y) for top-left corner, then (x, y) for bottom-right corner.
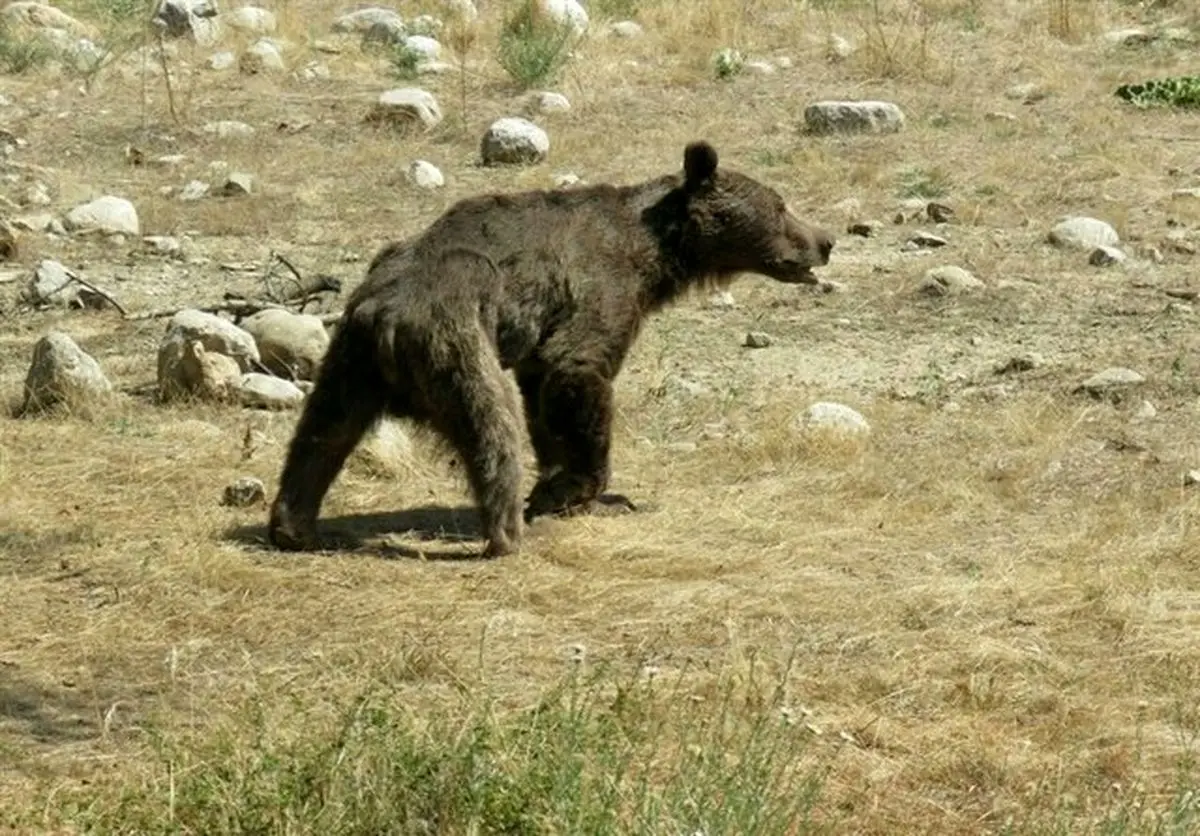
(367, 88), (442, 131)
(1049, 216), (1120, 251)
(745, 59), (776, 75)
(553, 172), (581, 188)
(480, 117), (549, 166)
(1076, 367), (1145, 396)
(221, 476), (266, 507)
(1088, 245), (1126, 267)
(524, 91), (570, 114)
(225, 5), (276, 34)
(239, 373), (306, 410)
(985, 111), (1017, 122)
(179, 180), (210, 201)
(1103, 28), (1155, 47)
(666, 441), (698, 454)
(402, 34), (440, 61)
(202, 120), (256, 138)
(404, 159), (444, 190)
(219, 172), (254, 196)
(796, 402), (870, 435)
(743, 331), (772, 349)
(847, 221), (878, 238)
(919, 265), (983, 296)
(827, 33), (853, 61)
(1185, 470), (1200, 487)
(20, 331), (113, 417)
(804, 100), (905, 135)
(207, 50), (235, 70)
(908, 231), (949, 249)
(239, 38), (285, 73)
(349, 418), (414, 477)
(1006, 82), (1048, 103)
(332, 7), (405, 36)
(926, 202), (954, 223)
(1134, 400), (1157, 421)
(63, 195), (139, 236)
(143, 235), (182, 257)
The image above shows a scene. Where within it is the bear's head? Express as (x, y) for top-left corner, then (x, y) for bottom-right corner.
(678, 141), (834, 285)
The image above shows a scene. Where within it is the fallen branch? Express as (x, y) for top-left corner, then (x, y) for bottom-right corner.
(67, 274), (128, 317)
(125, 299), (295, 321)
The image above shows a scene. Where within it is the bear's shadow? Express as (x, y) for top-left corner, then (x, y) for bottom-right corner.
(225, 504), (488, 562)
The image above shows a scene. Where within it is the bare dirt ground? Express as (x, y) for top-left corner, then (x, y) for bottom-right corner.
(2, 0), (1200, 832)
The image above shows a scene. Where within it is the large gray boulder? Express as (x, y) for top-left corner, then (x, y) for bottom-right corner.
(157, 309), (260, 401)
(21, 331), (113, 417)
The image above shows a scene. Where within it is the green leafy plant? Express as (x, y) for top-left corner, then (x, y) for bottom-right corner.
(1116, 76), (1200, 109)
(496, 0), (577, 89)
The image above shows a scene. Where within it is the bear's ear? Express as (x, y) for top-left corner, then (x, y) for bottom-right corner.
(683, 141), (719, 188)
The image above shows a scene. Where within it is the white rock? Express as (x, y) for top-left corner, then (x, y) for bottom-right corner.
(525, 91), (570, 114)
(537, 0), (587, 34)
(240, 38), (284, 72)
(796, 402), (870, 435)
(240, 308), (330, 381)
(920, 265), (983, 296)
(63, 195), (139, 236)
(827, 33), (854, 61)
(179, 180), (210, 201)
(804, 100), (905, 135)
(239, 372), (305, 409)
(553, 172), (580, 188)
(24, 181), (51, 206)
(406, 159), (444, 189)
(1103, 28), (1155, 47)
(153, 0), (220, 44)
(21, 262), (112, 310)
(1048, 216), (1119, 251)
(481, 117), (549, 166)
(368, 87), (442, 130)
(202, 120), (255, 138)
(745, 59), (777, 75)
(225, 4), (275, 33)
(157, 309), (260, 401)
(331, 6), (404, 35)
(1077, 367), (1144, 395)
(21, 331), (113, 416)
(206, 48), (234, 69)
(403, 34), (440, 61)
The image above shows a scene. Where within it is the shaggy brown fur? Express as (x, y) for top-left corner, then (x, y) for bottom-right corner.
(268, 141), (835, 558)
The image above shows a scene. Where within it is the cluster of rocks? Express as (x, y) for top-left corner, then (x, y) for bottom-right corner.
(19, 307), (331, 418)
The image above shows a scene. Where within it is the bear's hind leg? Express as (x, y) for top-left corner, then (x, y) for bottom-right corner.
(269, 320), (387, 551)
(425, 329), (525, 558)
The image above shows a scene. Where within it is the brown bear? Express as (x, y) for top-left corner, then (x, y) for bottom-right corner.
(268, 140), (834, 558)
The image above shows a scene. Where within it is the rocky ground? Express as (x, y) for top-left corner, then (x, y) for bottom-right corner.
(3, 0), (1200, 831)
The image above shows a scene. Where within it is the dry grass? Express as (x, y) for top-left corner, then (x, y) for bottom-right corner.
(3, 0), (1200, 832)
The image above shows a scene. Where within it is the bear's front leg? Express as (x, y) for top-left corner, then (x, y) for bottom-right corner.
(522, 370), (637, 523)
